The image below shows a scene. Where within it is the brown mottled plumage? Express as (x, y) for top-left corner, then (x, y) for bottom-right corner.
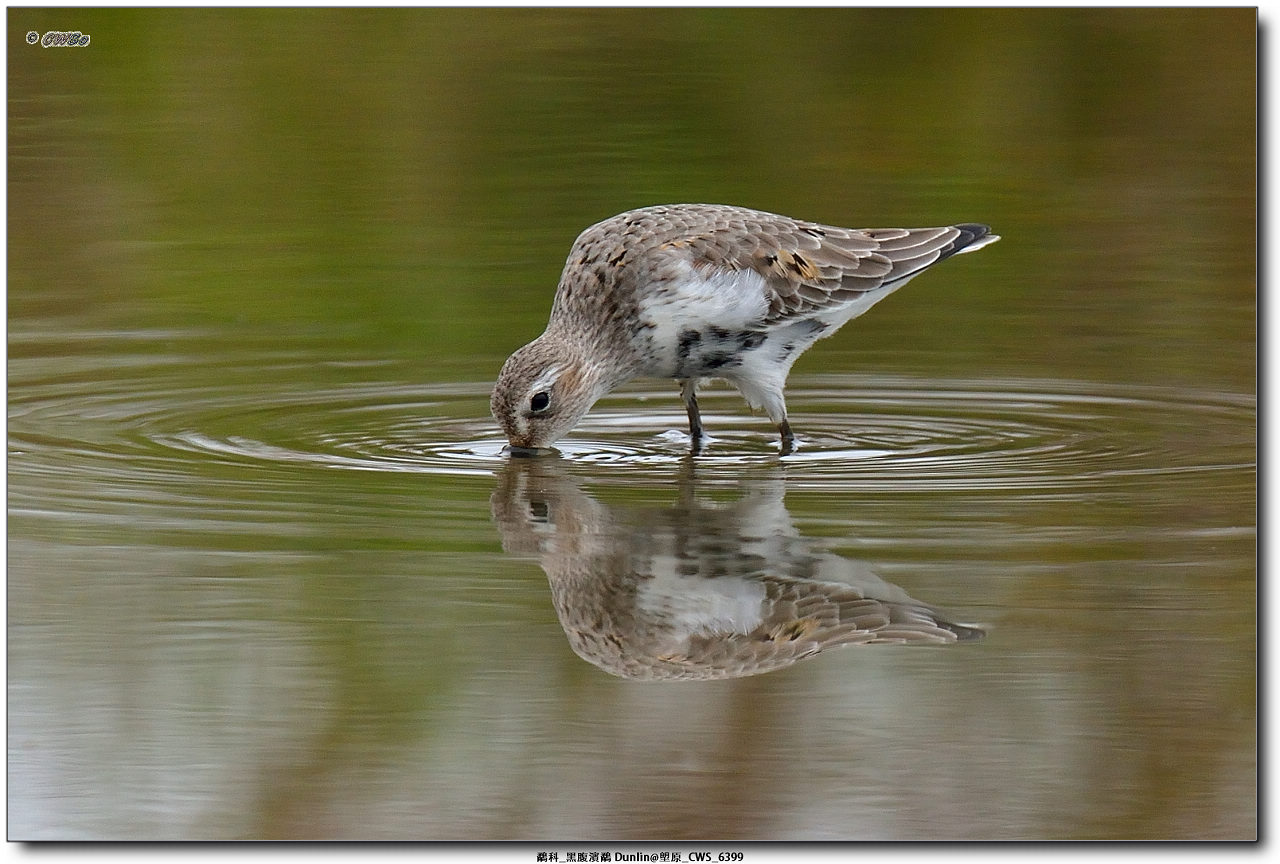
(491, 458), (985, 682)
(492, 204), (999, 453)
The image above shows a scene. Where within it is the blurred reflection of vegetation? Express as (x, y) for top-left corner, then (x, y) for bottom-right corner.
(492, 456), (983, 680)
(9, 8), (1254, 388)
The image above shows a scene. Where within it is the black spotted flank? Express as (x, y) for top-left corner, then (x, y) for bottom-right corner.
(676, 327), (768, 376)
(677, 328), (702, 360)
(706, 327), (766, 352)
(702, 352), (737, 371)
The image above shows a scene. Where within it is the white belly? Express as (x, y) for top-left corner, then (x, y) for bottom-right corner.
(636, 262), (771, 376)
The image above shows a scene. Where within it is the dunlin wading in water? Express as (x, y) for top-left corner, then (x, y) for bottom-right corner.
(491, 203), (999, 455)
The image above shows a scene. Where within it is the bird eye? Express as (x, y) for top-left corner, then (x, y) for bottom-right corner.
(529, 391), (551, 413)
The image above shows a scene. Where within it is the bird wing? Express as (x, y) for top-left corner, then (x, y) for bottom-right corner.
(644, 204), (990, 323)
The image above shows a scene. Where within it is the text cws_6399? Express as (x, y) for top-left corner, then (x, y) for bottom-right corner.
(26, 31), (91, 47)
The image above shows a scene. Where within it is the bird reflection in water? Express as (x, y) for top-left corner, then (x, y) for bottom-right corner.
(491, 457), (984, 681)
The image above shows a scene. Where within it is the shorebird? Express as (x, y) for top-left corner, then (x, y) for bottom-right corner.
(492, 203), (998, 454)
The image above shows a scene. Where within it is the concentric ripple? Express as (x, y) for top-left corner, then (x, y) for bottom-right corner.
(8, 338), (1256, 512)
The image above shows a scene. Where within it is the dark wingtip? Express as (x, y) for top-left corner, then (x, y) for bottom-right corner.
(946, 621), (989, 642)
(954, 222), (992, 241)
(938, 223), (999, 261)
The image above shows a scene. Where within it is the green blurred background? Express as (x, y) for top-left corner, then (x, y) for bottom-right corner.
(10, 7), (1255, 386)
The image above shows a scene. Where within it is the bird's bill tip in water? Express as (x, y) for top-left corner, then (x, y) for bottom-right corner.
(503, 443), (557, 458)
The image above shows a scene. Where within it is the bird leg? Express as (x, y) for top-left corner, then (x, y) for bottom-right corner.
(778, 419), (796, 455)
(679, 379), (704, 453)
